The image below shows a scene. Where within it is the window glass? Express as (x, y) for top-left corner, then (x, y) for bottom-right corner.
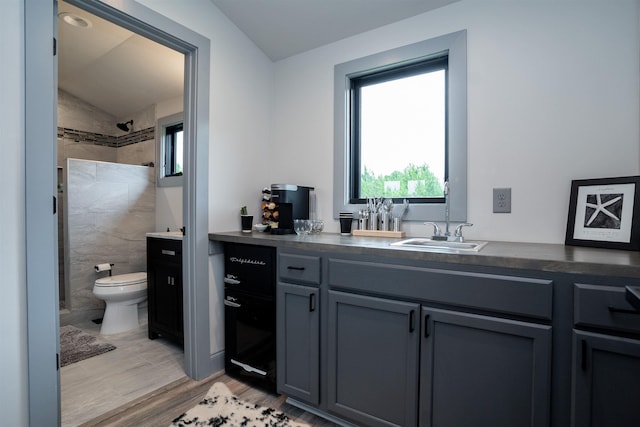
(354, 61), (446, 201)
(164, 122), (183, 177)
(156, 112), (184, 187)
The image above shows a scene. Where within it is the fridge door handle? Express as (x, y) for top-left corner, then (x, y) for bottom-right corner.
(230, 359), (267, 376)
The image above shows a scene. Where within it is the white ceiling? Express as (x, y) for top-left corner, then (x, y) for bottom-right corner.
(57, 1), (184, 118)
(58, 0), (458, 119)
(210, 0), (460, 61)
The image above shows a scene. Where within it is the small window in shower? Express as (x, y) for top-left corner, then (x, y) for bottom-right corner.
(157, 112), (184, 187)
(164, 122), (183, 177)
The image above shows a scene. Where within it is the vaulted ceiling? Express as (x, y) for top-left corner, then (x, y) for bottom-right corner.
(58, 0), (458, 118)
(210, 0), (460, 61)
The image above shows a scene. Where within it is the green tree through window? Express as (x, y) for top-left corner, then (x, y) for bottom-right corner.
(361, 164), (443, 198)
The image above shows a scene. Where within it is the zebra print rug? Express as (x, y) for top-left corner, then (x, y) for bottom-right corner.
(170, 382), (309, 427)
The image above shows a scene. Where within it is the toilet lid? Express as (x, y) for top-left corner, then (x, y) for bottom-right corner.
(95, 272), (147, 287)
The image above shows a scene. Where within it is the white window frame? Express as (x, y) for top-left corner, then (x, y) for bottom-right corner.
(157, 112), (184, 187)
(333, 30), (467, 222)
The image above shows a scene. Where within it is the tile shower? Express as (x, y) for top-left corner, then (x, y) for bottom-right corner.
(58, 89), (157, 314)
(64, 159), (155, 311)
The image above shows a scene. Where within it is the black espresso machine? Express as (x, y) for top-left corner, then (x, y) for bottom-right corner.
(269, 184), (314, 234)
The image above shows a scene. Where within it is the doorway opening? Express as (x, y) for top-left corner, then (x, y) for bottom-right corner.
(25, 0), (212, 424)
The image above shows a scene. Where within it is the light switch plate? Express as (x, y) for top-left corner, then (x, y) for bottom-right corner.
(493, 188), (511, 213)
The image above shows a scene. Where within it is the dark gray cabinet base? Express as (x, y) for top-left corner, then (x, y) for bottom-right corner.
(327, 290), (420, 427)
(420, 307), (552, 427)
(277, 282), (320, 404)
(571, 330), (640, 427)
(147, 237), (183, 347)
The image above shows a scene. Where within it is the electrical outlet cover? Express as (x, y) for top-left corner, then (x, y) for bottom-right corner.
(493, 188), (511, 213)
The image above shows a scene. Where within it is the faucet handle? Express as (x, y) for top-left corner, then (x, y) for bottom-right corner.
(454, 223), (473, 238)
(424, 222), (445, 240)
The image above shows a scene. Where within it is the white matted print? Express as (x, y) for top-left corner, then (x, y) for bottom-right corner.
(566, 176), (640, 250)
(573, 183), (635, 243)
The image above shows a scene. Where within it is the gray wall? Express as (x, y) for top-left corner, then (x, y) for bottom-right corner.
(65, 158), (155, 311)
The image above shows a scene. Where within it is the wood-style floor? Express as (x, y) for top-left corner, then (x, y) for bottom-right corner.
(81, 372), (339, 426)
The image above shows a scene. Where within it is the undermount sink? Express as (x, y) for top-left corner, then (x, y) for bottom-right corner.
(390, 238), (488, 253)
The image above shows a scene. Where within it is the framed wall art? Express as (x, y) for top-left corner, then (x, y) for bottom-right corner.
(565, 176), (640, 250)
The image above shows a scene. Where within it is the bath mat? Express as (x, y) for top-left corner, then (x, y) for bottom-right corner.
(170, 382), (309, 427)
(60, 325), (116, 367)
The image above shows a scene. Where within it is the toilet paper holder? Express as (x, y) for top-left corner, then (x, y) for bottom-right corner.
(95, 263), (115, 276)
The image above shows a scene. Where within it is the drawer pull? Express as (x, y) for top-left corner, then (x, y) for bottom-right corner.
(607, 306), (640, 315)
(161, 249), (176, 256)
(287, 266), (305, 271)
(224, 299), (241, 308)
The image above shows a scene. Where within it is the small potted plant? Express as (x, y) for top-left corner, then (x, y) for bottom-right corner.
(240, 206), (253, 232)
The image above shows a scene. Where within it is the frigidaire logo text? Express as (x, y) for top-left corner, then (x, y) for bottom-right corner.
(230, 257), (266, 266)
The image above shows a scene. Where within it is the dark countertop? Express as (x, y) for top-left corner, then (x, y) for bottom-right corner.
(209, 231), (640, 279)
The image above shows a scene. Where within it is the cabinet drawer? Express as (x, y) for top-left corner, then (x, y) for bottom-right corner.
(328, 258), (553, 320)
(147, 238), (182, 261)
(574, 283), (640, 335)
(279, 253), (321, 285)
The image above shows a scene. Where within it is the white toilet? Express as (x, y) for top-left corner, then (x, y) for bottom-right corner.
(92, 272), (147, 335)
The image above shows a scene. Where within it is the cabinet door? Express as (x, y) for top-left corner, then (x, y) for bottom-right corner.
(572, 330), (640, 427)
(420, 307), (551, 427)
(276, 282), (320, 405)
(148, 263), (183, 345)
(328, 290), (420, 427)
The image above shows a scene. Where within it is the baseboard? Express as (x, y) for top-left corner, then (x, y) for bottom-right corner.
(285, 397), (357, 427)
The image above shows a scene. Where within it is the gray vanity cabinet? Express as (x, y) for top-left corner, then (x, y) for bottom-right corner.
(276, 282), (320, 405)
(420, 307), (552, 427)
(571, 283), (640, 427)
(327, 290), (420, 427)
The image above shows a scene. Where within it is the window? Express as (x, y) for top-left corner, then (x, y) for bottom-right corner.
(333, 30), (467, 222)
(164, 122), (183, 177)
(157, 112), (184, 187)
(351, 56), (447, 202)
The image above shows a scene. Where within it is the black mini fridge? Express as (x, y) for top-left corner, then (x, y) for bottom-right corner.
(223, 242), (276, 391)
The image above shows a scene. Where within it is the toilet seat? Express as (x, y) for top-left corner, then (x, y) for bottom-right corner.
(95, 272), (147, 287)
(92, 272), (147, 335)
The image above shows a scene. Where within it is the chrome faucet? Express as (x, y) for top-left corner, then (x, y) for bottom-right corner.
(424, 181), (474, 242)
(452, 223), (473, 242)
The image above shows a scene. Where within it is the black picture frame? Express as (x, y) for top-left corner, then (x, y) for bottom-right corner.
(565, 176), (640, 251)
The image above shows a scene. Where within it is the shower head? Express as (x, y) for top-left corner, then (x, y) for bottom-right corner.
(117, 120), (133, 132)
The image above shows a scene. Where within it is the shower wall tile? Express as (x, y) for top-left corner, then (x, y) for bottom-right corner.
(97, 161), (150, 183)
(116, 104), (156, 135)
(117, 139), (155, 166)
(58, 137), (116, 168)
(66, 159), (155, 311)
(58, 90), (117, 135)
(129, 179), (156, 213)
